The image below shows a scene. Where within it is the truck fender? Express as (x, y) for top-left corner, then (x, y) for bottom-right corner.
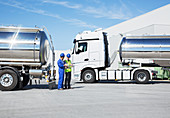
(131, 67), (152, 80)
(80, 67), (98, 81)
(0, 66), (21, 81)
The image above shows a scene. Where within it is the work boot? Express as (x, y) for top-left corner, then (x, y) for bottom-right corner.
(68, 87), (72, 89)
(58, 88), (63, 90)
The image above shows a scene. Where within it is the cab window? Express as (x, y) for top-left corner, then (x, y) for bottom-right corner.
(76, 42), (87, 54)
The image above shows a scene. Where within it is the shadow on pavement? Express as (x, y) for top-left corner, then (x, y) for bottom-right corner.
(12, 80), (170, 91)
(75, 80), (170, 84)
(22, 84), (85, 90)
(24, 84), (54, 90)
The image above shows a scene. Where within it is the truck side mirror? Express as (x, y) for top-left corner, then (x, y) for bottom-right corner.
(73, 39), (76, 43)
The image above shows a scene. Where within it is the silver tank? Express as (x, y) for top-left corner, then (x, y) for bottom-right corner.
(120, 36), (170, 66)
(0, 27), (50, 66)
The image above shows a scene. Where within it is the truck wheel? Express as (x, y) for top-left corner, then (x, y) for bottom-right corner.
(23, 74), (30, 87)
(134, 70), (150, 84)
(82, 70), (96, 83)
(0, 69), (18, 91)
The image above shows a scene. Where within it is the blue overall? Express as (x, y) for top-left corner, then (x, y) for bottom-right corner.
(57, 59), (65, 89)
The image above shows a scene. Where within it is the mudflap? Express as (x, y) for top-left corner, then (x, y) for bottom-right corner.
(49, 81), (56, 90)
(18, 81), (23, 89)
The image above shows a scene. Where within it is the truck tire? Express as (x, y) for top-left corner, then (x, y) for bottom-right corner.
(0, 69), (18, 91)
(23, 74), (30, 87)
(134, 70), (150, 84)
(82, 70), (96, 83)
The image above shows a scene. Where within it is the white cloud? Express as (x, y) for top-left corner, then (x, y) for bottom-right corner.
(0, 0), (98, 29)
(42, 0), (132, 20)
(83, 6), (130, 20)
(43, 0), (81, 9)
(125, 0), (144, 14)
(64, 19), (98, 29)
(84, 0), (101, 4)
(81, 0), (132, 20)
(0, 1), (48, 16)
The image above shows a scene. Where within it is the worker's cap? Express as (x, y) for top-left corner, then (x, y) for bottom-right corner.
(67, 53), (71, 58)
(60, 53), (65, 57)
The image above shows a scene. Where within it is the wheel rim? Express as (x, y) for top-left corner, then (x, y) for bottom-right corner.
(137, 72), (146, 82)
(0, 74), (14, 87)
(84, 73), (93, 81)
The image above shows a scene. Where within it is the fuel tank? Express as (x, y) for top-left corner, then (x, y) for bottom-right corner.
(0, 27), (50, 66)
(120, 36), (170, 66)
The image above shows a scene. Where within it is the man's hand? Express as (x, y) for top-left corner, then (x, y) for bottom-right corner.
(64, 64), (68, 67)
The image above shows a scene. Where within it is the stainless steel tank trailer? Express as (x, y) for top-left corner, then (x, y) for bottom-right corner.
(0, 26), (55, 91)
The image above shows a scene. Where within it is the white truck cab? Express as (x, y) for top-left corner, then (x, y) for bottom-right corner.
(72, 29), (170, 84)
(72, 30), (109, 82)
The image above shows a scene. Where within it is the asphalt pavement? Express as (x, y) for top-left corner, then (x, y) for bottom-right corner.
(0, 80), (170, 118)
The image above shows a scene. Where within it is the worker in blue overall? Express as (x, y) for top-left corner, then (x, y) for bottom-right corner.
(57, 53), (66, 90)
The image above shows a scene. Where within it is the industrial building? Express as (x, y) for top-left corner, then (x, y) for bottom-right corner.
(55, 4), (170, 79)
(105, 4), (170, 35)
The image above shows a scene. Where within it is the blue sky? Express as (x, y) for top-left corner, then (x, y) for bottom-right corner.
(0, 0), (169, 50)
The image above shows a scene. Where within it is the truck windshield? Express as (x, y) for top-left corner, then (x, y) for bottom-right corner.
(72, 43), (76, 54)
(72, 39), (77, 54)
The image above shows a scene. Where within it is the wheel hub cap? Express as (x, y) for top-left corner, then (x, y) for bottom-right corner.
(85, 73), (92, 81)
(0, 74), (13, 87)
(137, 72), (146, 82)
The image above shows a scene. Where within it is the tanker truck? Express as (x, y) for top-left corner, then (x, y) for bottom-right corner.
(72, 29), (170, 84)
(0, 26), (55, 91)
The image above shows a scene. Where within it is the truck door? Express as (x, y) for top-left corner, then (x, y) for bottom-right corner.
(72, 42), (89, 73)
(89, 41), (100, 66)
